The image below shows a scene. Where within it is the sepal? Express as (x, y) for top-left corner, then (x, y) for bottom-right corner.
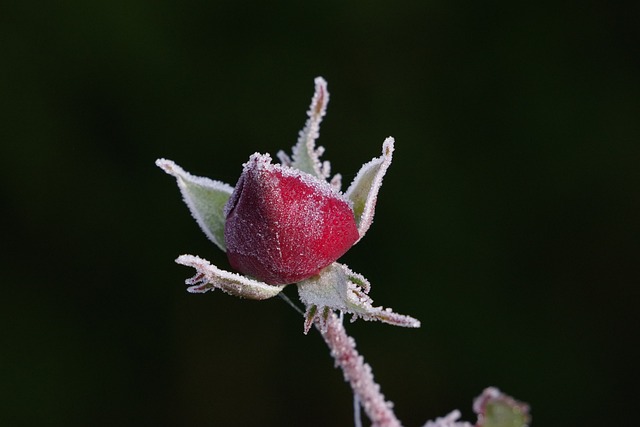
(297, 262), (420, 333)
(176, 254), (284, 300)
(345, 137), (395, 239)
(277, 77), (335, 182)
(156, 159), (233, 252)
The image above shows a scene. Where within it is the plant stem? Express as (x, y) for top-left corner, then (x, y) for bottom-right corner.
(319, 312), (403, 427)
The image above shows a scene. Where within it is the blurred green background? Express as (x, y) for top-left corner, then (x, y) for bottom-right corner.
(1, 1), (638, 426)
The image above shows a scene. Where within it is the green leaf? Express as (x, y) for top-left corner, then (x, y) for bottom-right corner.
(156, 159), (233, 252)
(475, 388), (531, 427)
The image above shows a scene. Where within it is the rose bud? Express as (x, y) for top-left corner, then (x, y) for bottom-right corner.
(224, 153), (360, 285)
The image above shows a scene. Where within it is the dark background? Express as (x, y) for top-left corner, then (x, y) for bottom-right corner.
(2, 1), (638, 426)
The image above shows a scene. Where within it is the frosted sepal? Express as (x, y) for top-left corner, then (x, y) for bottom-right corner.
(297, 262), (420, 333)
(345, 137), (394, 240)
(176, 255), (284, 300)
(278, 77), (333, 180)
(156, 159), (233, 252)
(474, 387), (530, 427)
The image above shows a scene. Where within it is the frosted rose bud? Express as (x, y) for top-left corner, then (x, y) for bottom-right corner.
(224, 153), (360, 285)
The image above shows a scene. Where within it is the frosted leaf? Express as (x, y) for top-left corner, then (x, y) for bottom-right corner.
(474, 387), (531, 427)
(297, 262), (420, 333)
(422, 411), (473, 427)
(422, 389), (529, 427)
(345, 137), (395, 240)
(278, 77), (332, 180)
(175, 254), (284, 300)
(156, 159), (233, 252)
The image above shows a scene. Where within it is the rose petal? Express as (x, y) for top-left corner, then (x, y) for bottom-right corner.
(224, 154), (359, 285)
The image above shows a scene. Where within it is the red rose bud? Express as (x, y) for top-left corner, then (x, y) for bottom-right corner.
(224, 153), (360, 285)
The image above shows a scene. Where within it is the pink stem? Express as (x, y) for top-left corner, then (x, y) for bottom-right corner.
(319, 312), (403, 427)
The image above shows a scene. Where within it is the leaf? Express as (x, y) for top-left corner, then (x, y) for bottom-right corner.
(345, 137), (394, 240)
(176, 254), (284, 300)
(297, 262), (420, 333)
(474, 388), (531, 427)
(156, 158), (233, 252)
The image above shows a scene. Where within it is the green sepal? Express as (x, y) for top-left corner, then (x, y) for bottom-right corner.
(156, 159), (233, 252)
(176, 255), (284, 300)
(297, 262), (420, 330)
(345, 138), (394, 239)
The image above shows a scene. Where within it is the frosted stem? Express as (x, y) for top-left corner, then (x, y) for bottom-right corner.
(318, 312), (403, 427)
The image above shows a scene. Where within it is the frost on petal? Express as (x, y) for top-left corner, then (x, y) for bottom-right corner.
(224, 153), (359, 285)
(345, 137), (395, 240)
(422, 410), (473, 427)
(156, 159), (233, 252)
(474, 387), (531, 427)
(175, 254), (284, 300)
(280, 77), (332, 180)
(297, 262), (420, 334)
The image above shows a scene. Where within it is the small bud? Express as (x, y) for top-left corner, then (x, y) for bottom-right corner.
(224, 153), (360, 285)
